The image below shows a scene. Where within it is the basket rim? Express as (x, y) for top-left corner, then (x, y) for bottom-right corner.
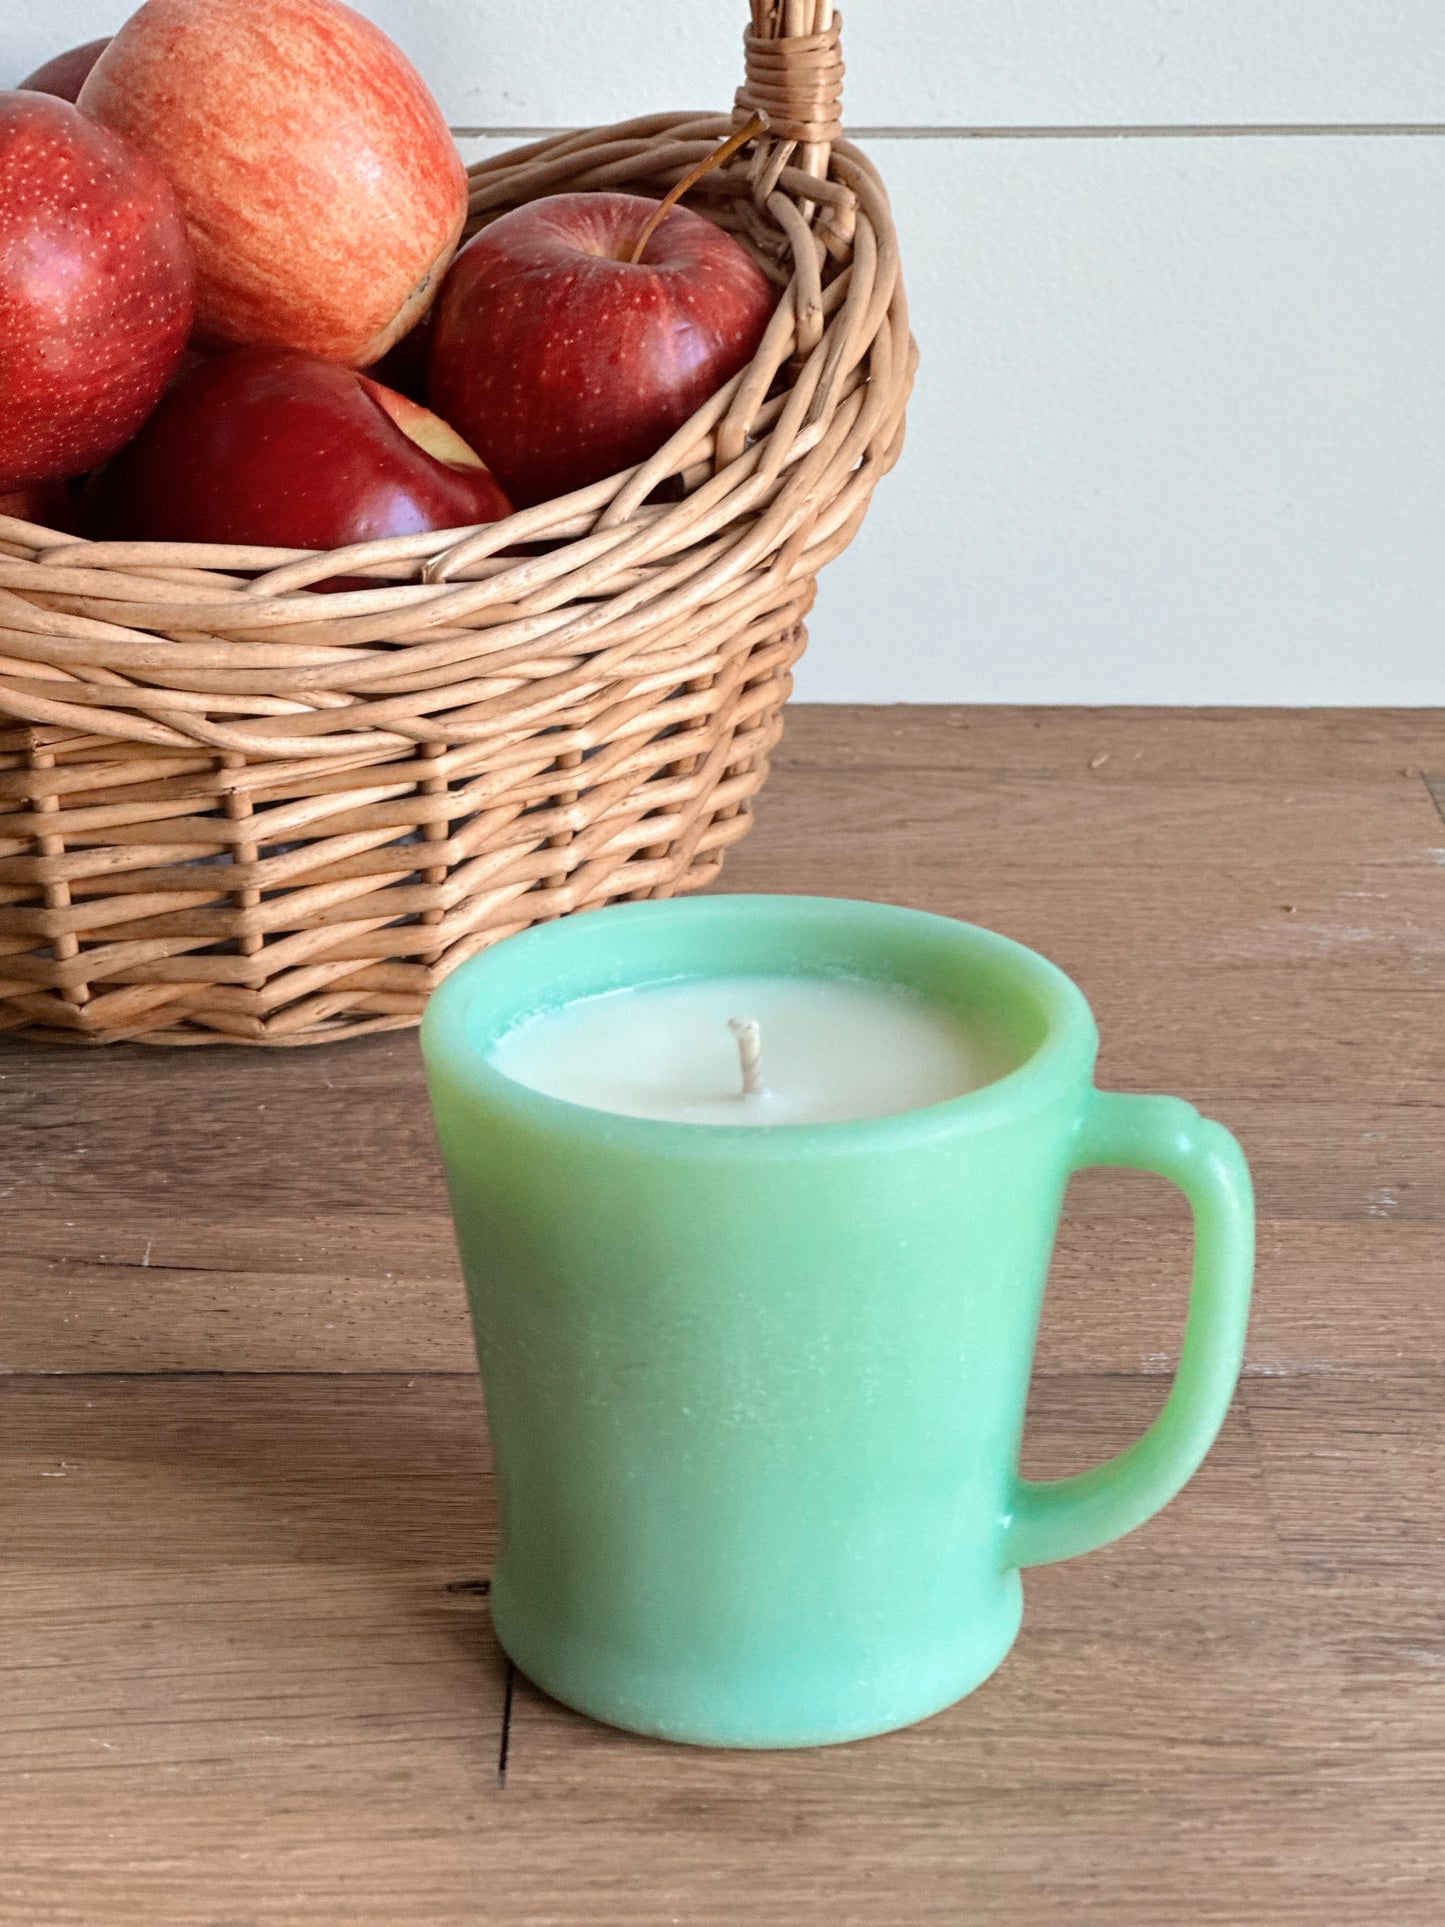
(0, 102), (912, 762)
(4, 118), (894, 584)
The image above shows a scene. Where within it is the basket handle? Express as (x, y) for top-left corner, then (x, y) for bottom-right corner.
(737, 1), (844, 185)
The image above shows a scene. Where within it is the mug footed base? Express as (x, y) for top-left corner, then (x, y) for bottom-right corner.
(491, 1577), (1025, 1750)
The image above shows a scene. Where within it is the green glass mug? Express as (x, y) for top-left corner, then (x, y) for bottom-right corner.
(422, 896), (1254, 1748)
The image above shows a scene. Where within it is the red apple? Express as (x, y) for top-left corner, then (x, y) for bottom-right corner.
(427, 192), (777, 509)
(0, 91), (195, 491)
(82, 346), (511, 557)
(79, 0), (468, 367)
(18, 38), (111, 102)
(0, 480), (78, 532)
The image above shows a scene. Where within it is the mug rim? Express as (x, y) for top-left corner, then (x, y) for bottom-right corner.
(421, 895), (1099, 1157)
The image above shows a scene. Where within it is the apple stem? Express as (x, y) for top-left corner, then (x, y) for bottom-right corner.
(625, 112), (768, 265)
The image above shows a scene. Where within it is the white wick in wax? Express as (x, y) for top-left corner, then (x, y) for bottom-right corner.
(728, 1016), (764, 1098)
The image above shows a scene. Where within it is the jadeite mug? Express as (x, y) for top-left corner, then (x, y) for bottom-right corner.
(422, 896), (1254, 1748)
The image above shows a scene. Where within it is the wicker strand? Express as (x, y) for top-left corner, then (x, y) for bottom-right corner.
(739, 0), (842, 186)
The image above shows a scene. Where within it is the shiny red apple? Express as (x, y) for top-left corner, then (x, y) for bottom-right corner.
(82, 346), (511, 555)
(79, 0), (468, 366)
(18, 38), (111, 102)
(427, 192), (777, 509)
(0, 91), (195, 491)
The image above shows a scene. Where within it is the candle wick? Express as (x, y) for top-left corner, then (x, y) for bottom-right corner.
(728, 1016), (764, 1098)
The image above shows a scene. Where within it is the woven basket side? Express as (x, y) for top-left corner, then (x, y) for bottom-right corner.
(0, 1), (913, 1044)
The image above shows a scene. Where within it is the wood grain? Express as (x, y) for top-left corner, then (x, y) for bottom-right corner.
(1, 706), (1442, 1924)
(0, 1377), (1439, 1926)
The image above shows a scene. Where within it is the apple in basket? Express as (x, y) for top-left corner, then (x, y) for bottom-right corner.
(79, 0), (468, 367)
(0, 91), (195, 491)
(82, 346), (511, 558)
(17, 39), (111, 102)
(428, 189), (778, 509)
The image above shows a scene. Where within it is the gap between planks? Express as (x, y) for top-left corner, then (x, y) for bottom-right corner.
(445, 1578), (513, 1785)
(451, 121), (1445, 142)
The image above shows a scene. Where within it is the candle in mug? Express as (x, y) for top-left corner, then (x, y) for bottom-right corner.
(421, 896), (1254, 1750)
(488, 975), (1014, 1125)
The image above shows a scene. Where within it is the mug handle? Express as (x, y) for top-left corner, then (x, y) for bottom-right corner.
(1003, 1092), (1255, 1570)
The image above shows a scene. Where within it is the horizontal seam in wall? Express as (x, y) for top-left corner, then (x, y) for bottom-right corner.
(451, 122), (1445, 142)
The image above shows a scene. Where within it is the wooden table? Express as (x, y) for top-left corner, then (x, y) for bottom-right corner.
(3, 706), (1442, 1926)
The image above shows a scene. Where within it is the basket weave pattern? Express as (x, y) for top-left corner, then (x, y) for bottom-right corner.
(0, 2), (912, 1044)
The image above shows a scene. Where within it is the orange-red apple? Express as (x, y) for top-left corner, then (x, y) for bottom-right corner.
(0, 91), (194, 490)
(82, 346), (511, 554)
(79, 0), (468, 366)
(427, 192), (777, 509)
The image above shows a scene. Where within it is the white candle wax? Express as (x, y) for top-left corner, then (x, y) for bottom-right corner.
(488, 974), (1013, 1126)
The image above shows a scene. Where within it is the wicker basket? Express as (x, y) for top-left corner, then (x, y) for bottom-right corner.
(0, 1), (912, 1045)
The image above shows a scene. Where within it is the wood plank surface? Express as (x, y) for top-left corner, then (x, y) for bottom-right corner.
(3, 707), (1440, 1376)
(1, 706), (1442, 1924)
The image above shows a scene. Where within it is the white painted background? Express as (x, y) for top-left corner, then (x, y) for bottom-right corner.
(8, 3), (1445, 703)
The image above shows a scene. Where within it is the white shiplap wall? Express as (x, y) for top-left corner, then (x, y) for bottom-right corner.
(8, 3), (1445, 703)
